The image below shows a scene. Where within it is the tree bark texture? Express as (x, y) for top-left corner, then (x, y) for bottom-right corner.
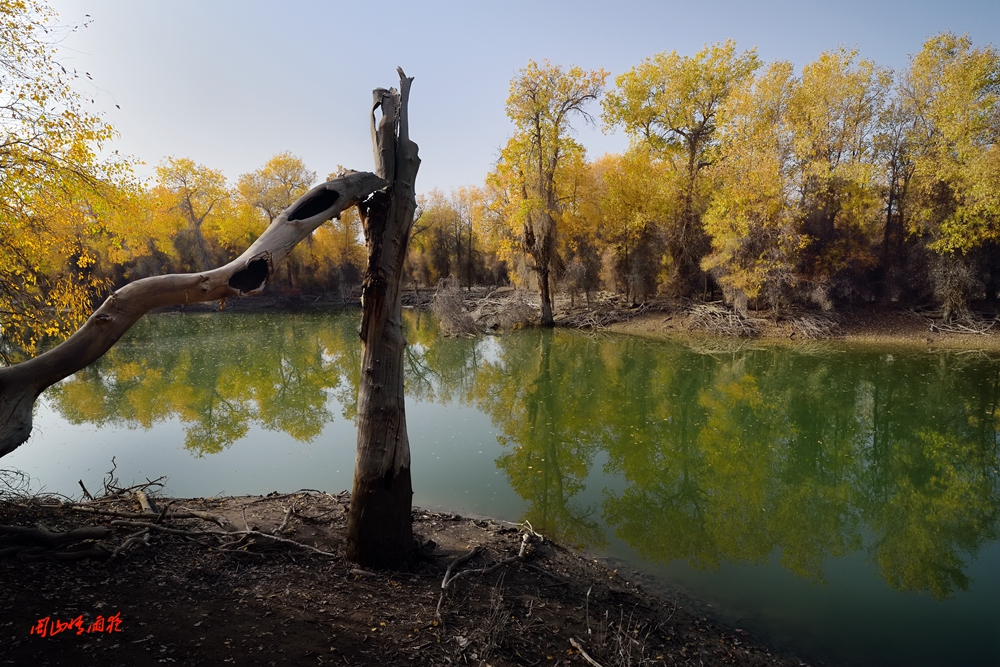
(0, 171), (386, 459)
(346, 68), (421, 569)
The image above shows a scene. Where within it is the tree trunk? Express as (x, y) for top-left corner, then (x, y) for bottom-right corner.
(346, 69), (421, 569)
(0, 172), (385, 459)
(538, 265), (554, 326)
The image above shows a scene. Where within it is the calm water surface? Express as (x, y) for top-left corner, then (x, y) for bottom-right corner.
(9, 310), (1000, 666)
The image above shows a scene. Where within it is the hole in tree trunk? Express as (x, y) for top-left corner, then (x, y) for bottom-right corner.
(287, 189), (340, 221)
(228, 258), (269, 293)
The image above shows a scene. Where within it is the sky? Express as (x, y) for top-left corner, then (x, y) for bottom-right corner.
(46, 0), (1000, 195)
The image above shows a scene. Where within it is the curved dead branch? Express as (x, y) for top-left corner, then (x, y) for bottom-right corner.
(0, 170), (386, 458)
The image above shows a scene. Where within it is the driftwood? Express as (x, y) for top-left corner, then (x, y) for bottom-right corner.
(0, 171), (384, 459)
(135, 490), (157, 515)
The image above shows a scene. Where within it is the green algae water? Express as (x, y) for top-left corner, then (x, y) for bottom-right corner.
(10, 310), (1000, 666)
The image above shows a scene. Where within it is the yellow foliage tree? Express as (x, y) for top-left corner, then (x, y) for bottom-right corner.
(492, 60), (607, 325)
(0, 0), (134, 358)
(786, 48), (890, 304)
(235, 153), (316, 290)
(150, 157), (232, 273)
(902, 33), (1000, 318)
(604, 40), (760, 294)
(702, 61), (804, 312)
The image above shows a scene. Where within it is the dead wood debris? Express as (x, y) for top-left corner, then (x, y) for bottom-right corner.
(788, 313), (840, 339)
(431, 277), (479, 336)
(0, 464), (341, 563)
(686, 303), (764, 337)
(910, 308), (1000, 335)
(558, 302), (653, 329)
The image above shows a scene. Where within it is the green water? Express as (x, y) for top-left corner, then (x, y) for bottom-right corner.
(13, 310), (1000, 666)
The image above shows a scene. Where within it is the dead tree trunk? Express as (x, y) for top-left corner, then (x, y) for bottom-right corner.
(345, 69), (420, 569)
(0, 172), (385, 459)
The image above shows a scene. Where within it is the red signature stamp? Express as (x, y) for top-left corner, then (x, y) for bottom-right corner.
(29, 612), (122, 637)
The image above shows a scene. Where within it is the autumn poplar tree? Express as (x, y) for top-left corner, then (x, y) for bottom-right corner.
(494, 60), (607, 325)
(236, 153), (317, 289)
(701, 61), (802, 313)
(604, 40), (759, 294)
(0, 0), (133, 358)
(151, 158), (231, 273)
(902, 33), (1000, 318)
(785, 48), (890, 306)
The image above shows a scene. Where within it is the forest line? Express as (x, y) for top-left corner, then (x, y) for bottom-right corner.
(3, 0), (999, 358)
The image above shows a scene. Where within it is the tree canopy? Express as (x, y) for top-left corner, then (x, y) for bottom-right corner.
(0, 0), (133, 358)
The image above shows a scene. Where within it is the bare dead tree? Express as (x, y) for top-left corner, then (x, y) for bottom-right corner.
(345, 68), (421, 568)
(0, 172), (385, 459)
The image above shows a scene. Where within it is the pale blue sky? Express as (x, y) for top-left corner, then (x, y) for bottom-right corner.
(49, 0), (1000, 194)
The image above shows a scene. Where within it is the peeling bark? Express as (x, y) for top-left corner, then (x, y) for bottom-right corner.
(346, 68), (420, 569)
(0, 171), (386, 459)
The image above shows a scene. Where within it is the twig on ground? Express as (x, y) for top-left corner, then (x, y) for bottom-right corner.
(570, 637), (606, 667)
(437, 533), (532, 619)
(111, 529), (151, 557)
(274, 506), (294, 535)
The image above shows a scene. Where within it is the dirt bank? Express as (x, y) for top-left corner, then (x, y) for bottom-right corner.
(0, 490), (814, 667)
(428, 286), (1000, 350)
(605, 302), (1000, 350)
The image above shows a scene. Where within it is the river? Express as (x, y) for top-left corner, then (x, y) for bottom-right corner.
(7, 309), (999, 666)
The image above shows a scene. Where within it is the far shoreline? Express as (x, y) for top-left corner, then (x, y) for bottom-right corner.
(164, 287), (1000, 353)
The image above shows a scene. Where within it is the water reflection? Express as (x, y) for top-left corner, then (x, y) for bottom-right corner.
(465, 332), (999, 600)
(49, 313), (361, 456)
(47, 312), (1000, 599)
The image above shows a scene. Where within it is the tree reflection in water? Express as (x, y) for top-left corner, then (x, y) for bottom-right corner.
(48, 311), (1000, 598)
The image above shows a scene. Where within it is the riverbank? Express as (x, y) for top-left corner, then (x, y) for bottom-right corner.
(159, 286), (1000, 351)
(421, 285), (1000, 350)
(606, 302), (1000, 350)
(1, 490), (813, 666)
